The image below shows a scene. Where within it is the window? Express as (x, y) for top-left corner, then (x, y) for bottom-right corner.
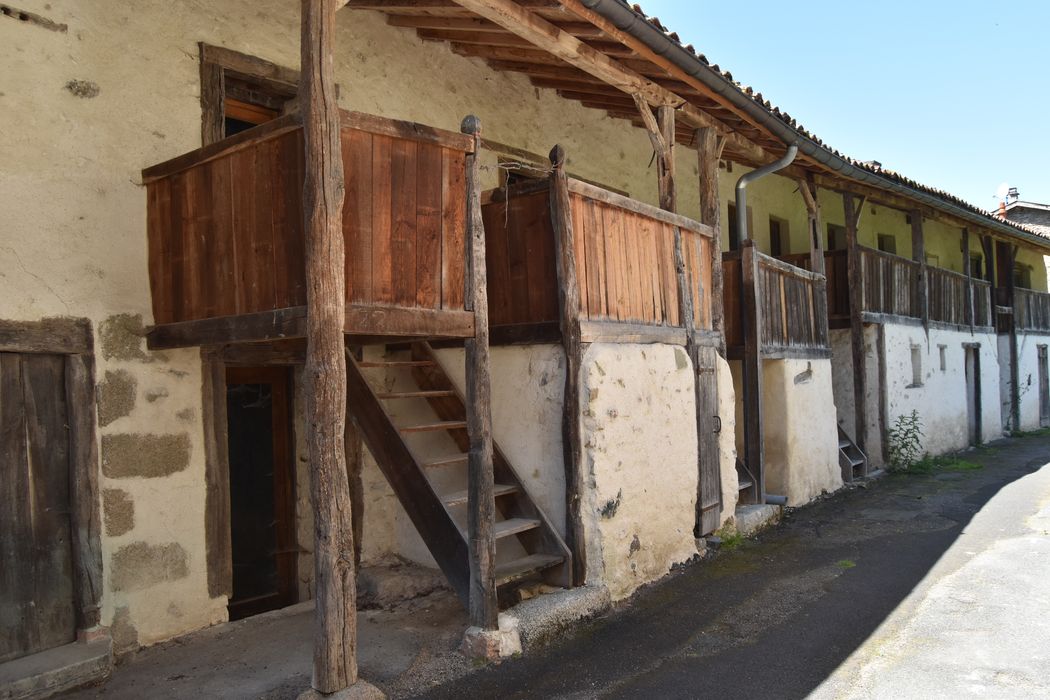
(827, 223), (846, 251)
(969, 254), (984, 279)
(910, 345), (923, 387)
(769, 217), (789, 257)
(876, 233), (897, 255)
(926, 254), (940, 268)
(199, 44), (301, 146)
(1014, 263), (1032, 290)
(727, 204), (738, 250)
(939, 345), (947, 372)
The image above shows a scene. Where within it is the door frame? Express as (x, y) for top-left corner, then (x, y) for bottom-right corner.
(224, 365), (298, 619)
(1038, 345), (1049, 428)
(963, 342), (982, 446)
(0, 318), (103, 640)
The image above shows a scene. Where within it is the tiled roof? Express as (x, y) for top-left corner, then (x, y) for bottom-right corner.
(621, 2), (1049, 242)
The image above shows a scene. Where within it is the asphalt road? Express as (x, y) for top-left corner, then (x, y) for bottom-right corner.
(418, 433), (1050, 700)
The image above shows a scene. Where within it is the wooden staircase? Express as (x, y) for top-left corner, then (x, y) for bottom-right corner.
(838, 425), (868, 482)
(345, 341), (572, 609)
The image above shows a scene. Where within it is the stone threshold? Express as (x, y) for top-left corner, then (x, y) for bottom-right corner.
(0, 637), (112, 700)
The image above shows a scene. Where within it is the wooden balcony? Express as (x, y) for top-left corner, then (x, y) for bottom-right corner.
(723, 249), (830, 359)
(141, 111), (476, 349)
(1015, 287), (1050, 332)
(481, 178), (716, 344)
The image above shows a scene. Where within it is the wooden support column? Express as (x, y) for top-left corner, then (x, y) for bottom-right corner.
(201, 348), (232, 599)
(300, 0), (357, 693)
(461, 116), (498, 629)
(911, 210), (929, 330)
(799, 179), (830, 349)
(740, 240), (764, 502)
(1003, 242), (1021, 431)
(697, 127), (725, 356)
(692, 126), (724, 534)
(344, 346), (364, 571)
(962, 228), (974, 331)
(657, 105), (676, 212)
(844, 193), (867, 450)
(549, 144), (586, 586)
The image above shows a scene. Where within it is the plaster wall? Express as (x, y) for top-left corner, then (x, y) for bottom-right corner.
(829, 326), (884, 467)
(731, 359), (840, 506)
(716, 355), (740, 528)
(883, 324), (1001, 458)
(1009, 331), (1050, 432)
(578, 343), (699, 601)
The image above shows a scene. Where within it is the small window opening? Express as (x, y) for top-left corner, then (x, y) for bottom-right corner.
(1014, 263), (1032, 290)
(769, 217), (789, 258)
(910, 345), (923, 387)
(827, 223), (846, 251)
(877, 233), (896, 255)
(969, 254), (984, 279)
(926, 253), (940, 268)
(939, 345), (947, 372)
(728, 204), (739, 251)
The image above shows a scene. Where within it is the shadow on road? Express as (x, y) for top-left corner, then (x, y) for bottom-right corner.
(415, 434), (1050, 700)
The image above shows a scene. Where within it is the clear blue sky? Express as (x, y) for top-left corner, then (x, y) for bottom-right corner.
(638, 1), (1050, 209)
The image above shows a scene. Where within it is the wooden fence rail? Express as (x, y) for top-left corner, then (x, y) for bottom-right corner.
(860, 247), (922, 319)
(972, 279), (992, 328)
(927, 266), (971, 326)
(1016, 287), (1050, 331)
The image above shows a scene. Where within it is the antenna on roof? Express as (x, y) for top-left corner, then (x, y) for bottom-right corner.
(995, 182), (1010, 218)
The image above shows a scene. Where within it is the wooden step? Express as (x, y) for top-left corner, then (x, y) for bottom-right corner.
(377, 390), (456, 399)
(839, 439), (851, 450)
(442, 484), (518, 507)
(848, 455), (865, 468)
(495, 554), (565, 587)
(399, 420), (467, 433)
(357, 360), (435, 368)
(421, 454), (468, 469)
(738, 478), (754, 491)
(493, 518), (540, 539)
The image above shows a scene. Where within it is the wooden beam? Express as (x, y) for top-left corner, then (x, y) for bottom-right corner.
(911, 210), (928, 331)
(0, 317), (92, 355)
(66, 353), (103, 632)
(461, 116), (498, 630)
(301, 0), (357, 693)
(962, 228), (974, 331)
(549, 144), (586, 586)
(657, 105), (676, 213)
(387, 14), (606, 37)
(843, 192), (867, 451)
(696, 127), (725, 357)
(740, 240), (764, 503)
(200, 348), (232, 599)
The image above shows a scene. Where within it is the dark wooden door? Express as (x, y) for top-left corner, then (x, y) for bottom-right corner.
(0, 353), (75, 662)
(696, 345), (722, 536)
(1039, 346), (1049, 428)
(225, 366), (297, 620)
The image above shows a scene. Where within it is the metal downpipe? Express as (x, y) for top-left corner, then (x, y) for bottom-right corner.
(733, 144), (799, 249)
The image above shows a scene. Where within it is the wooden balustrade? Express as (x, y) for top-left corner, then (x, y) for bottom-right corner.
(482, 178), (716, 338)
(142, 110), (473, 341)
(972, 279), (992, 328)
(1016, 287), (1050, 331)
(926, 266), (971, 326)
(859, 247), (922, 319)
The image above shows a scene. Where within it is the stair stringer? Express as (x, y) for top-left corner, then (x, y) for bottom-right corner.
(344, 349), (471, 607)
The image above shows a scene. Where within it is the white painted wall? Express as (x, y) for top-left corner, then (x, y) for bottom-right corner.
(1012, 331), (1050, 432)
(578, 343), (699, 601)
(829, 326), (884, 467)
(883, 324), (1002, 457)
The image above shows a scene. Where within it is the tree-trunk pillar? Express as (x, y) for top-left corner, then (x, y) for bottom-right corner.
(301, 0), (357, 693)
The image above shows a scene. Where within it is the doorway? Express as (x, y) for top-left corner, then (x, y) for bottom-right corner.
(0, 353), (75, 662)
(225, 366), (297, 620)
(964, 345), (982, 446)
(1038, 345), (1049, 428)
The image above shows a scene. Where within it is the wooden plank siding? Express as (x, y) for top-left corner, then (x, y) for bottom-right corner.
(1016, 287), (1050, 332)
(144, 112), (472, 336)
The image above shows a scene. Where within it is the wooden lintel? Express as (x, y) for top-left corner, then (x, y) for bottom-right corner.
(578, 320), (686, 345)
(0, 317), (92, 355)
(146, 306), (476, 350)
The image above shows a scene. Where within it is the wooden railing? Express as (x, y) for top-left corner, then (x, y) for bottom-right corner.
(927, 266), (971, 326)
(973, 279), (992, 328)
(482, 179), (716, 335)
(860, 247), (922, 319)
(1016, 287), (1050, 331)
(142, 111), (472, 328)
(723, 249), (829, 356)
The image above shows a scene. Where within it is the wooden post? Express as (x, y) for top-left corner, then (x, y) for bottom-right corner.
(343, 368), (364, 570)
(1004, 243), (1021, 431)
(740, 240), (764, 502)
(549, 144), (586, 586)
(911, 210), (928, 330)
(844, 193), (867, 450)
(201, 348), (232, 599)
(300, 0), (357, 692)
(657, 105), (676, 212)
(461, 116), (498, 630)
(696, 127), (725, 356)
(66, 353), (103, 633)
(799, 179), (830, 351)
(962, 228), (974, 331)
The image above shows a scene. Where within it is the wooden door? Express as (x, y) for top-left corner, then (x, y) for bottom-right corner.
(1039, 346), (1049, 428)
(696, 345), (722, 536)
(964, 346), (982, 446)
(0, 353), (75, 662)
(225, 366), (297, 620)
